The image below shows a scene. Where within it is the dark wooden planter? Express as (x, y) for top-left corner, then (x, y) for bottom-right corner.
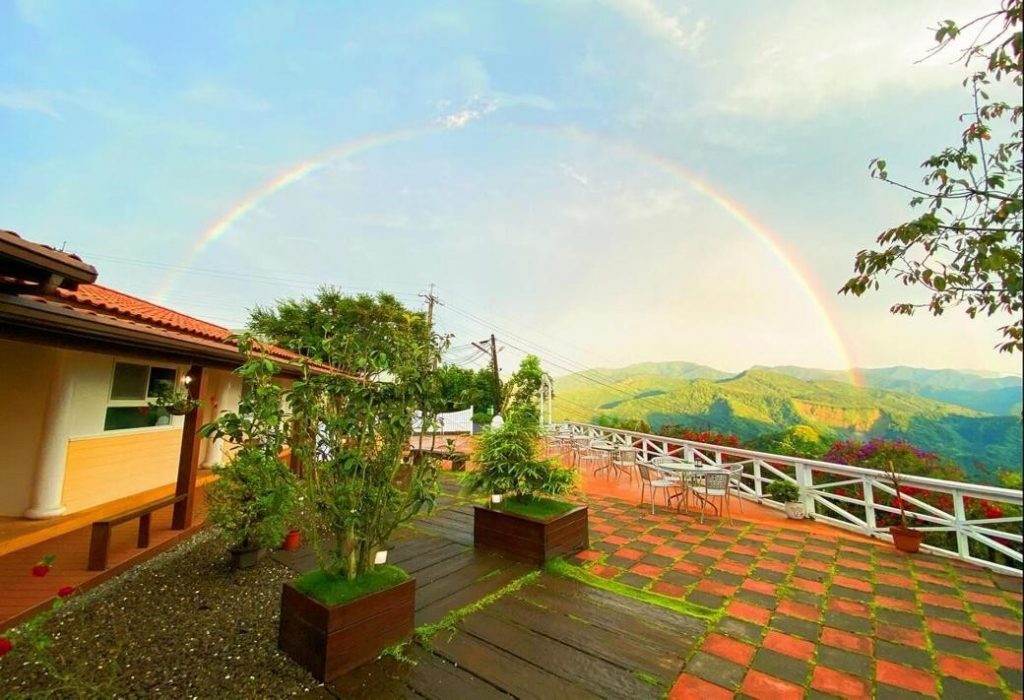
(229, 545), (265, 570)
(473, 504), (589, 565)
(278, 578), (415, 682)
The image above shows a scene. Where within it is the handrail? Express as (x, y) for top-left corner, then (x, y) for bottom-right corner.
(561, 421), (1023, 576)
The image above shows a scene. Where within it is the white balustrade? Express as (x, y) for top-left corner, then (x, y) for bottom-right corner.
(561, 421), (1023, 576)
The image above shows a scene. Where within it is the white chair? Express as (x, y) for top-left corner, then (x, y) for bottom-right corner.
(700, 470), (733, 523)
(727, 462), (746, 513)
(609, 446), (638, 482)
(637, 463), (679, 514)
(582, 439), (615, 474)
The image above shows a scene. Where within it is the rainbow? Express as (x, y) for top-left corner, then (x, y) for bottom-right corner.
(156, 122), (861, 386)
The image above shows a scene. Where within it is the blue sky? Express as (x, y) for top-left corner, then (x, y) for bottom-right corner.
(2, 0), (1019, 377)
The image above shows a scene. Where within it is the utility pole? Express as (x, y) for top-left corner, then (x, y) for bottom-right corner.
(420, 283), (439, 369)
(472, 335), (502, 414)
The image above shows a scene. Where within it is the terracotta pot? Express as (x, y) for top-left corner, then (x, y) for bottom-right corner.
(278, 578), (415, 681)
(890, 525), (924, 553)
(282, 530), (301, 552)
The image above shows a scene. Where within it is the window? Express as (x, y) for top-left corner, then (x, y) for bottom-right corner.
(104, 362), (178, 431)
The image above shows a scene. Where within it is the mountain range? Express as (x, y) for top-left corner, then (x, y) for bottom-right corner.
(552, 362), (1023, 479)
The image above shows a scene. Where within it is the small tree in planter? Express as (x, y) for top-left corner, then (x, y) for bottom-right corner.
(463, 409), (584, 564)
(249, 290), (444, 681)
(885, 460), (925, 553)
(766, 479), (805, 519)
(201, 337), (297, 569)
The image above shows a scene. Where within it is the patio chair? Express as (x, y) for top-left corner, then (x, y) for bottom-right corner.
(609, 447), (638, 482)
(582, 439), (615, 474)
(636, 463), (679, 514)
(699, 470), (733, 524)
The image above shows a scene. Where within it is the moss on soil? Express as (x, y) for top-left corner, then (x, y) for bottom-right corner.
(294, 565), (408, 606)
(497, 496), (576, 520)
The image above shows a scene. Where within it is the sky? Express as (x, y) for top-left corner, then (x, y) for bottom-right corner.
(2, 0), (1020, 379)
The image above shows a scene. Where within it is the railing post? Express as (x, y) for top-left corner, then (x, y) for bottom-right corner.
(753, 460), (764, 499)
(684, 445), (694, 463)
(863, 477), (877, 535)
(952, 490), (970, 561)
(795, 463), (816, 518)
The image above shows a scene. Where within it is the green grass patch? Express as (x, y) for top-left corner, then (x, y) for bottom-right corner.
(633, 670), (662, 687)
(294, 565), (409, 606)
(497, 496), (576, 520)
(545, 558), (721, 622)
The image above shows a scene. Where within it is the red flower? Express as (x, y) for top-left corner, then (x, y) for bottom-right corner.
(0, 637), (12, 656)
(57, 586), (75, 598)
(31, 564), (50, 578)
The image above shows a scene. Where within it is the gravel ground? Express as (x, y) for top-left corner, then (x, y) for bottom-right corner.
(0, 529), (325, 699)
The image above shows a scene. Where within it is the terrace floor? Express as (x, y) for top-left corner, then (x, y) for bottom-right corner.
(328, 457), (1024, 699)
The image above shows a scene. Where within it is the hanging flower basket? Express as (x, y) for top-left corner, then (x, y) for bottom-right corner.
(150, 385), (201, 416)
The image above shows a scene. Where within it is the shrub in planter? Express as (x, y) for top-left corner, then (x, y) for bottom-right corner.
(462, 409), (584, 564)
(201, 340), (296, 569)
(884, 460), (925, 554)
(249, 290), (444, 681)
(766, 479), (805, 519)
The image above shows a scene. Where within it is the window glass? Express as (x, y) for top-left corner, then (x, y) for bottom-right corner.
(110, 363), (149, 401)
(104, 406), (166, 431)
(148, 367), (177, 398)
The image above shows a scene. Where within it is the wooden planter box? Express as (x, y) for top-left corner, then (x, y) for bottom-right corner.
(278, 578), (415, 681)
(473, 504), (589, 565)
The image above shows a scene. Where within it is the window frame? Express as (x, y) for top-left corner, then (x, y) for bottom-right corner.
(104, 360), (180, 431)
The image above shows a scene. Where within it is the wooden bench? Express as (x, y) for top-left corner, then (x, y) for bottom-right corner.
(87, 494), (187, 571)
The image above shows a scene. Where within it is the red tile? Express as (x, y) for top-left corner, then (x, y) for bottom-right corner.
(652, 581), (686, 598)
(590, 564), (621, 579)
(639, 533), (667, 546)
(877, 572), (914, 587)
(693, 546), (723, 559)
(654, 545), (685, 559)
(768, 544), (800, 557)
(603, 534), (629, 546)
(821, 627), (872, 655)
(716, 559), (750, 576)
(927, 618), (981, 641)
(842, 558), (872, 572)
(740, 670), (804, 700)
(829, 598), (871, 618)
(791, 576), (825, 594)
(673, 560), (704, 576)
(919, 592), (963, 610)
(575, 549), (603, 561)
(965, 590), (1009, 608)
(727, 600), (771, 625)
(876, 595), (917, 612)
(801, 558), (831, 572)
(811, 666), (870, 699)
(936, 654), (1001, 687)
(676, 533), (703, 545)
(914, 559), (946, 571)
(916, 571), (951, 585)
(613, 548), (644, 561)
(701, 632), (756, 666)
(763, 630), (816, 661)
(631, 563), (664, 578)
(832, 574), (872, 592)
(975, 613), (1023, 636)
(876, 660), (938, 696)
(777, 599), (820, 621)
(591, 523), (617, 534)
(876, 623), (927, 649)
(759, 558), (790, 573)
(991, 646), (1024, 670)
(697, 579), (736, 597)
(668, 673), (733, 700)
(741, 579), (777, 596)
(732, 544), (760, 557)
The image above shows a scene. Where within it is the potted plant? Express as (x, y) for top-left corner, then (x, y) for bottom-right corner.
(767, 479), (805, 519)
(444, 437), (468, 472)
(200, 340), (297, 569)
(463, 408), (583, 565)
(247, 291), (443, 682)
(151, 382), (201, 416)
(885, 460), (925, 553)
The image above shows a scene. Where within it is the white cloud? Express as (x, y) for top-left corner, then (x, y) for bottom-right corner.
(0, 89), (61, 119)
(715, 0), (1004, 119)
(608, 0), (705, 52)
(436, 96), (498, 129)
(559, 163), (590, 187)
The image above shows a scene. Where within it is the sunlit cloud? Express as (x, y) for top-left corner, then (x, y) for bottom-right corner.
(608, 0), (705, 52)
(437, 96), (498, 129)
(559, 163), (590, 187)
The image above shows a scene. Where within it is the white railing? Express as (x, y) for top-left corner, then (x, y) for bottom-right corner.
(561, 421), (1023, 576)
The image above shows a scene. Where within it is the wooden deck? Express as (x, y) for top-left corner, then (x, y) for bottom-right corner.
(271, 476), (708, 699)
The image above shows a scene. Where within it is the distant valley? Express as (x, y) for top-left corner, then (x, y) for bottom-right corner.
(552, 362), (1023, 479)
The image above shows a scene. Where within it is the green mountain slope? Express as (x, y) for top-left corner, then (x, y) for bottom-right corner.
(554, 366), (1022, 477)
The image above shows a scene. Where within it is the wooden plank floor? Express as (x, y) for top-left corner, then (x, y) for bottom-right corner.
(329, 573), (706, 699)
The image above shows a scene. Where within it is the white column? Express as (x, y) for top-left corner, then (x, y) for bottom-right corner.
(201, 380), (230, 468)
(24, 352), (73, 519)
